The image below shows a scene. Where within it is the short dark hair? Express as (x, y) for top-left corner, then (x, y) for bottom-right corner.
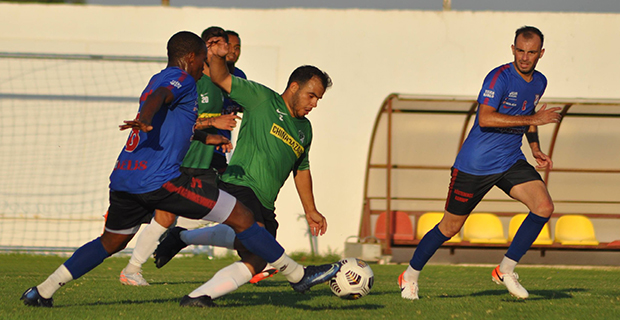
(167, 31), (205, 62)
(515, 26), (544, 48)
(286, 65), (332, 91)
(201, 26), (229, 43)
(225, 30), (240, 40)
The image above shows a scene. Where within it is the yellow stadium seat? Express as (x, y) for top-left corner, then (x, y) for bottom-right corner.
(508, 213), (553, 245)
(554, 215), (599, 246)
(416, 212), (461, 243)
(463, 213), (507, 244)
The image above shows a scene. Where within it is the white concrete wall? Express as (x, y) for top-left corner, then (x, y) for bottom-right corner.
(1, 3), (619, 254)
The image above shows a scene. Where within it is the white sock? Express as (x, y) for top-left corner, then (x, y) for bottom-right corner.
(188, 261), (252, 299)
(180, 224), (235, 249)
(270, 253), (304, 283)
(404, 265), (420, 283)
(37, 264), (73, 299)
(126, 218), (167, 273)
(499, 256), (518, 274)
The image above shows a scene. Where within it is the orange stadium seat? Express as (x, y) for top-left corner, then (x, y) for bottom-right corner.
(374, 211), (414, 241)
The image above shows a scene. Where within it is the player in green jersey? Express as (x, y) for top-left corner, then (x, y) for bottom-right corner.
(154, 35), (334, 305)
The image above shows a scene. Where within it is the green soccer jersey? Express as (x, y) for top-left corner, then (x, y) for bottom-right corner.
(181, 74), (224, 169)
(222, 76), (312, 210)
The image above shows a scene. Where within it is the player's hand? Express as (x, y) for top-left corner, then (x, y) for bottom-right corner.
(532, 149), (553, 170)
(534, 104), (562, 125)
(206, 37), (229, 59)
(119, 119), (152, 132)
(205, 134), (233, 153)
(305, 210), (327, 236)
(211, 114), (242, 130)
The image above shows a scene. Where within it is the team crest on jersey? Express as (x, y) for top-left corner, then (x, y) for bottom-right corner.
(522, 100), (528, 111)
(534, 95), (541, 106)
(298, 130), (305, 144)
(270, 123), (304, 157)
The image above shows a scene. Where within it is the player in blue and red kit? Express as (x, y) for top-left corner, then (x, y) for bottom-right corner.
(21, 31), (340, 308)
(399, 26), (562, 300)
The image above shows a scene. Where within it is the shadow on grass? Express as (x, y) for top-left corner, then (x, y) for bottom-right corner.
(148, 281), (206, 285)
(220, 289), (385, 311)
(437, 287), (586, 301)
(58, 297), (182, 308)
(60, 279), (384, 311)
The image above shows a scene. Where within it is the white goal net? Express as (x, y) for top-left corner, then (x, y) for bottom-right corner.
(0, 53), (167, 252)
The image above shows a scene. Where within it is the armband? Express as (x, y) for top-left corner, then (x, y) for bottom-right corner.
(525, 132), (539, 144)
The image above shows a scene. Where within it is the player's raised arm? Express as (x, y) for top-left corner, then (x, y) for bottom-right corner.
(119, 86), (174, 132)
(478, 103), (562, 128)
(207, 38), (232, 94)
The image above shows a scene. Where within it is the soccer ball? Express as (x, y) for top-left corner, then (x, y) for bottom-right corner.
(328, 257), (374, 300)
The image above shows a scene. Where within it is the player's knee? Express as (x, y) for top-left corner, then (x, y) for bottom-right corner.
(154, 210), (176, 227)
(100, 233), (132, 254)
(438, 221), (461, 238)
(223, 201), (256, 233)
(535, 201), (554, 218)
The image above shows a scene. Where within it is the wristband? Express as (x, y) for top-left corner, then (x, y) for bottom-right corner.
(525, 132), (539, 144)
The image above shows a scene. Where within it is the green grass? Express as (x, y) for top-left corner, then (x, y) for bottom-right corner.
(1, 253), (619, 319)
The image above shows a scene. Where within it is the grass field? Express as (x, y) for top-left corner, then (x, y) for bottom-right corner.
(1, 253), (619, 319)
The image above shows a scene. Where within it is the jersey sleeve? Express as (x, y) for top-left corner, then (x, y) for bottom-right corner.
(165, 70), (196, 109)
(294, 143), (311, 171)
(477, 65), (509, 109)
(229, 76), (275, 112)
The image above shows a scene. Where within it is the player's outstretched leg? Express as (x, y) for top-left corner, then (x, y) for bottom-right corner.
(154, 227), (187, 268)
(233, 221), (341, 293)
(290, 262), (341, 293)
(492, 265), (529, 298)
(120, 214), (173, 286)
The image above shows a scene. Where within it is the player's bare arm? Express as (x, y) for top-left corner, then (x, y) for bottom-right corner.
(478, 103), (562, 128)
(293, 169), (327, 236)
(205, 133), (233, 153)
(195, 113), (241, 130)
(191, 130), (232, 152)
(119, 87), (174, 132)
(525, 126), (553, 169)
(207, 38), (233, 94)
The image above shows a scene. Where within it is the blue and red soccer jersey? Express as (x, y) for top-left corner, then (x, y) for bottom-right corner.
(110, 67), (198, 193)
(454, 62), (547, 175)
